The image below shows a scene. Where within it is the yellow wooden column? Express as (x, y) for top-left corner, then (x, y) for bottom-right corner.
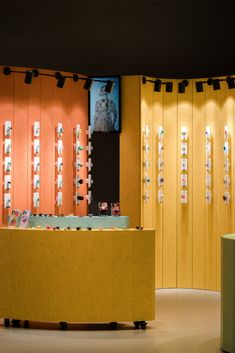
(162, 82), (178, 288)
(192, 81), (206, 289)
(120, 76), (141, 228)
(177, 80), (193, 288)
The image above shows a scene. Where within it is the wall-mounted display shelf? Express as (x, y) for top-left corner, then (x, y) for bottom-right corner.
(157, 126), (164, 203)
(33, 121), (40, 209)
(56, 123), (63, 208)
(223, 125), (231, 205)
(4, 121), (12, 208)
(143, 124), (150, 204)
(180, 127), (188, 204)
(205, 126), (212, 204)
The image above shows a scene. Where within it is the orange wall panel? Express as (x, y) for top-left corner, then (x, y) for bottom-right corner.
(0, 66), (88, 223)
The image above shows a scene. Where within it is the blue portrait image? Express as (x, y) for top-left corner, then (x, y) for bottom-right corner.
(89, 77), (120, 132)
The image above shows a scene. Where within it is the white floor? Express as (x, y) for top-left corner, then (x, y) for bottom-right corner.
(0, 289), (222, 353)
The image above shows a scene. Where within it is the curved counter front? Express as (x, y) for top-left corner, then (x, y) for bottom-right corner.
(0, 228), (155, 326)
(221, 234), (235, 353)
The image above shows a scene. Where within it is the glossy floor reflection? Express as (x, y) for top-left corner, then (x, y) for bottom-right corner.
(0, 289), (221, 353)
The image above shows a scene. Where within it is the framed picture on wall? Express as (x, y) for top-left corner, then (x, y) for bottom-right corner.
(89, 76), (121, 133)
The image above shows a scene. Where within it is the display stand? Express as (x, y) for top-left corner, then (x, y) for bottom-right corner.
(0, 228), (155, 330)
(143, 125), (150, 203)
(55, 123), (63, 212)
(3, 121), (12, 212)
(157, 126), (164, 203)
(180, 127), (188, 204)
(223, 126), (231, 205)
(205, 126), (212, 204)
(32, 121), (40, 210)
(221, 234), (235, 352)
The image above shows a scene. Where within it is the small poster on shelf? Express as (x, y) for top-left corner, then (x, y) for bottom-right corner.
(98, 202), (108, 216)
(19, 210), (31, 228)
(111, 203), (121, 216)
(8, 209), (21, 227)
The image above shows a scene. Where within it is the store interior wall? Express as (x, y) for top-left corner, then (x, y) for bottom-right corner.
(121, 76), (235, 291)
(0, 66), (88, 224)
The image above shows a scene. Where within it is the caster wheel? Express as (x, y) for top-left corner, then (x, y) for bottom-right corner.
(4, 318), (10, 328)
(140, 321), (147, 330)
(133, 321), (140, 329)
(59, 321), (67, 330)
(110, 322), (117, 330)
(12, 319), (21, 328)
(24, 320), (30, 329)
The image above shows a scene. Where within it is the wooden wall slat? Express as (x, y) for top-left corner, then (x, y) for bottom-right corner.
(13, 74), (28, 210)
(0, 70), (14, 223)
(141, 79), (155, 228)
(120, 76), (141, 228)
(162, 83), (177, 288)
(28, 75), (41, 212)
(153, 89), (164, 288)
(192, 83), (206, 289)
(177, 81), (193, 288)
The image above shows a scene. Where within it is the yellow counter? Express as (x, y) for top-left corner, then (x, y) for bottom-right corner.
(0, 228), (155, 324)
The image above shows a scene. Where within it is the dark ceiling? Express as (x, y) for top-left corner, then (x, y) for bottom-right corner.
(0, 0), (235, 78)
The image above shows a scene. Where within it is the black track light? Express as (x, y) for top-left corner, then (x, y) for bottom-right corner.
(154, 79), (162, 92)
(55, 72), (65, 88)
(83, 78), (93, 91)
(212, 79), (220, 90)
(196, 81), (204, 92)
(24, 70), (33, 84)
(55, 72), (61, 80)
(178, 80), (188, 93)
(57, 76), (65, 88)
(3, 67), (11, 75)
(165, 82), (173, 92)
(73, 74), (79, 82)
(207, 78), (220, 90)
(104, 80), (114, 93)
(24, 69), (39, 84)
(33, 69), (39, 78)
(226, 76), (235, 89)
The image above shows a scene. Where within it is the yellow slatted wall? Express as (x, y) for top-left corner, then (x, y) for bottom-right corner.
(120, 75), (235, 291)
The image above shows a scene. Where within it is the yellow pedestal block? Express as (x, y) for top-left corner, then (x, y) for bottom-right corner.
(221, 234), (235, 353)
(0, 228), (155, 324)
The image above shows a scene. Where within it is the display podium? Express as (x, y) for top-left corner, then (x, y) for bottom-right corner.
(221, 234), (235, 352)
(0, 227), (155, 329)
(29, 215), (129, 229)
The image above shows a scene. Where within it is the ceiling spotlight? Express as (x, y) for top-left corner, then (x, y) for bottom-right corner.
(195, 81), (204, 92)
(24, 70), (34, 84)
(55, 72), (65, 88)
(178, 80), (188, 93)
(154, 79), (162, 92)
(73, 74), (79, 82)
(83, 78), (93, 90)
(57, 76), (65, 88)
(55, 72), (61, 80)
(212, 79), (220, 90)
(165, 82), (173, 92)
(207, 78), (220, 90)
(3, 67), (11, 75)
(226, 76), (235, 89)
(24, 69), (39, 84)
(104, 80), (114, 93)
(33, 69), (39, 78)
